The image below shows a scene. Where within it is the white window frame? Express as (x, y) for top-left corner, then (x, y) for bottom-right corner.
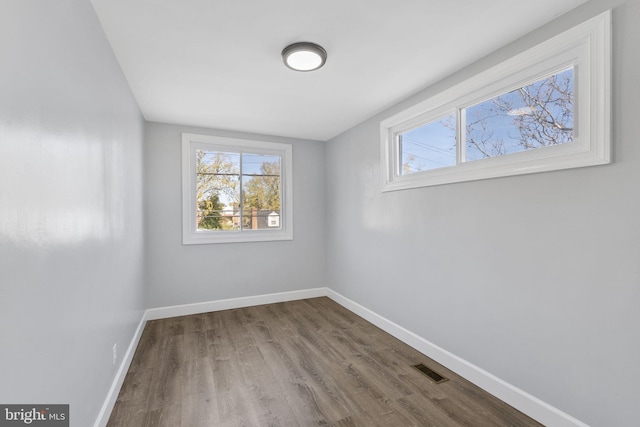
(381, 10), (611, 191)
(182, 133), (293, 244)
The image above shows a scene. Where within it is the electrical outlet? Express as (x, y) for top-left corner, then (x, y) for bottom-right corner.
(112, 343), (117, 367)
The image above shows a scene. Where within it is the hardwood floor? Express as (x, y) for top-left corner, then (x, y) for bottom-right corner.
(107, 297), (542, 426)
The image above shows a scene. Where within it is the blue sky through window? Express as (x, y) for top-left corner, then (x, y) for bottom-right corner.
(197, 150), (281, 208)
(465, 67), (574, 161)
(399, 67), (574, 174)
(400, 113), (456, 174)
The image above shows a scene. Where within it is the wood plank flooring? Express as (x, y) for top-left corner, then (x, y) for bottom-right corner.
(107, 297), (542, 426)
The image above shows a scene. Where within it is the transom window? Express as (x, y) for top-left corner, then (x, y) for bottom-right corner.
(382, 11), (610, 191)
(182, 134), (293, 244)
(399, 67), (575, 175)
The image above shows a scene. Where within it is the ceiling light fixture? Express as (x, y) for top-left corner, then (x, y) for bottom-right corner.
(281, 42), (327, 72)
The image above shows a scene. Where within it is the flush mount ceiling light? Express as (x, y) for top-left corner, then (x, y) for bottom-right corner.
(281, 42), (327, 72)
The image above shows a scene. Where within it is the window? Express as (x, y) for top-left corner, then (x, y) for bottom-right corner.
(381, 11), (611, 191)
(182, 133), (293, 244)
(399, 113), (457, 173)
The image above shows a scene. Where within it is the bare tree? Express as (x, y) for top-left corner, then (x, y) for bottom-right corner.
(401, 69), (574, 171)
(511, 71), (573, 148)
(466, 69), (573, 159)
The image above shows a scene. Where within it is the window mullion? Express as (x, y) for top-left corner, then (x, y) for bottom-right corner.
(457, 107), (465, 165)
(238, 151), (243, 231)
(396, 133), (403, 176)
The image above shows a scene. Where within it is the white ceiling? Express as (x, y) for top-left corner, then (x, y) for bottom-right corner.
(91, 0), (587, 141)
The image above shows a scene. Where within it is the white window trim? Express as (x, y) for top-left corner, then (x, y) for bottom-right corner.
(182, 133), (293, 244)
(381, 10), (611, 191)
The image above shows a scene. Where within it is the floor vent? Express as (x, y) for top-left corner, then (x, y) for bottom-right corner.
(413, 363), (448, 384)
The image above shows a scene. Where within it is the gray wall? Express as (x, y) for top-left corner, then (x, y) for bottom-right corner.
(0, 1), (146, 426)
(144, 122), (326, 308)
(325, 0), (639, 425)
(2, 0), (636, 426)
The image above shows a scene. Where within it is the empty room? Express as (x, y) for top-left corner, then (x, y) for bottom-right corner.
(1, 0), (638, 426)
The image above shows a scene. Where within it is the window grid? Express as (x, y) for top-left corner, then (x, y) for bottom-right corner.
(183, 134), (293, 244)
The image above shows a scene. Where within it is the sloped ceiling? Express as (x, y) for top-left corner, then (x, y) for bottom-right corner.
(91, 0), (587, 141)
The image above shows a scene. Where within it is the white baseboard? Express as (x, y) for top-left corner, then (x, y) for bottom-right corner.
(93, 313), (147, 427)
(326, 288), (588, 427)
(95, 287), (588, 427)
(145, 287), (328, 320)
(94, 288), (329, 426)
